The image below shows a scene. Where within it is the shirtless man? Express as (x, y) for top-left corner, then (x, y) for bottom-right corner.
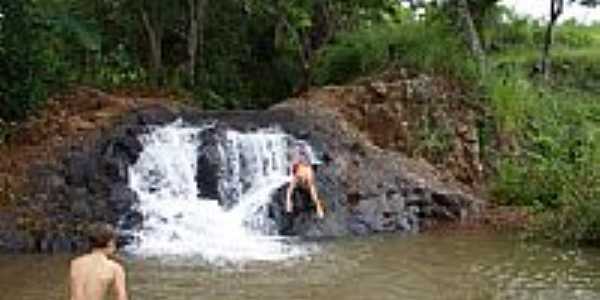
(70, 223), (128, 300)
(286, 159), (326, 218)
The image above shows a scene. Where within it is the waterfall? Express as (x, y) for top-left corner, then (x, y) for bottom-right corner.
(126, 120), (314, 263)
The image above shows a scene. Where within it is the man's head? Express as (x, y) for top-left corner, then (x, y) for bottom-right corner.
(291, 142), (310, 163)
(88, 223), (117, 254)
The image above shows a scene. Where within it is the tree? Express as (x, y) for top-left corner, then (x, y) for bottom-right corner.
(540, 0), (564, 80)
(140, 1), (163, 85)
(0, 0), (47, 120)
(186, 0), (209, 85)
(539, 0), (598, 80)
(456, 0), (487, 75)
(136, 0), (183, 86)
(277, 0), (337, 93)
(438, 0), (502, 76)
(264, 0), (392, 93)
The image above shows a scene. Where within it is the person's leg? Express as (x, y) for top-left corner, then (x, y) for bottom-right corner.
(286, 196), (293, 213)
(286, 179), (296, 213)
(309, 183), (325, 218)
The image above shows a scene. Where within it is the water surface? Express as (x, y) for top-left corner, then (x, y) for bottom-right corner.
(2, 231), (600, 300)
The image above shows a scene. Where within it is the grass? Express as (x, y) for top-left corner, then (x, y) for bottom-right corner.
(314, 18), (478, 86)
(486, 71), (600, 244)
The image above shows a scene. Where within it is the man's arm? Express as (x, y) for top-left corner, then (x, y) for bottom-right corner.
(112, 263), (128, 300)
(69, 261), (82, 300)
(286, 177), (296, 213)
(309, 183), (325, 218)
(307, 167), (325, 218)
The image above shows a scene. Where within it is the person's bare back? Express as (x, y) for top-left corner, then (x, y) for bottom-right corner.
(286, 161), (325, 218)
(70, 223), (128, 300)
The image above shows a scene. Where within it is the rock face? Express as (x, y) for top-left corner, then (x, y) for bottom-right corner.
(0, 105), (177, 253)
(303, 71), (486, 187)
(0, 96), (482, 253)
(263, 100), (481, 238)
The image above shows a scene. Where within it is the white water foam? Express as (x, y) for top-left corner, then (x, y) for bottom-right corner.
(126, 120), (315, 263)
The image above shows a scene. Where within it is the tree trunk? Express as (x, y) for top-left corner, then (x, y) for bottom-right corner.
(186, 0), (208, 86)
(541, 0), (564, 80)
(187, 0), (198, 85)
(456, 0), (486, 75)
(141, 5), (163, 86)
(295, 0), (336, 94)
(295, 30), (312, 95)
(197, 0), (208, 84)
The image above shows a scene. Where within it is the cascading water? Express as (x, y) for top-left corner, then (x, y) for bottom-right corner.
(126, 120), (315, 263)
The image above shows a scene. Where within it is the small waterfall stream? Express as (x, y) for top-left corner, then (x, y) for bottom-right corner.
(126, 120), (315, 263)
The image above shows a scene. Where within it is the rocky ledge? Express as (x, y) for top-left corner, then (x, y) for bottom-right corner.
(0, 88), (483, 253)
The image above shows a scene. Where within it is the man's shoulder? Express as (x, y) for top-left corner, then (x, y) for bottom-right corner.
(70, 254), (89, 267)
(107, 259), (125, 274)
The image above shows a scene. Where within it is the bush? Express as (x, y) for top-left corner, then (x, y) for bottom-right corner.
(531, 145), (600, 245)
(488, 71), (600, 243)
(314, 18), (478, 85)
(554, 21), (595, 48)
(551, 48), (600, 92)
(0, 1), (49, 121)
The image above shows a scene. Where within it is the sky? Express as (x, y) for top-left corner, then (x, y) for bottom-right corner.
(501, 0), (600, 24)
(1, 2), (599, 24)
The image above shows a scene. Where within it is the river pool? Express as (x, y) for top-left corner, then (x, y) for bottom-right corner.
(1, 230), (599, 300)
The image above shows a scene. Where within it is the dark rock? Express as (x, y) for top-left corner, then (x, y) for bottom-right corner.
(120, 211), (144, 231)
(102, 132), (144, 165)
(28, 166), (66, 194)
(64, 152), (96, 187)
(348, 215), (372, 235)
(196, 127), (222, 201)
(109, 185), (138, 215)
(0, 231), (36, 253)
(133, 105), (177, 126)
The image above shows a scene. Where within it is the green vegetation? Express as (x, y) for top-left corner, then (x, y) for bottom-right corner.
(483, 18), (600, 245)
(482, 21), (600, 246)
(314, 3), (600, 245)
(314, 14), (479, 85)
(0, 1), (50, 121)
(0, 0), (394, 117)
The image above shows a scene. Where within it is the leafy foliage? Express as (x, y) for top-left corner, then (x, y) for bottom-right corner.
(488, 72), (600, 244)
(314, 12), (478, 85)
(0, 1), (47, 120)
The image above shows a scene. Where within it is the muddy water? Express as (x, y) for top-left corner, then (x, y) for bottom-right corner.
(2, 231), (600, 300)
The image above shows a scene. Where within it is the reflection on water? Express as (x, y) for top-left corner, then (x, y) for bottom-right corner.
(2, 231), (600, 300)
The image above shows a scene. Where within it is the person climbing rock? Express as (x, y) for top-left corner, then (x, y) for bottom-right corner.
(285, 145), (326, 218)
(69, 223), (128, 300)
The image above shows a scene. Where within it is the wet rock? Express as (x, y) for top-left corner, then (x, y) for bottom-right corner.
(2, 98), (481, 253)
(64, 151), (96, 187)
(109, 185), (138, 214)
(0, 230), (36, 253)
(133, 105), (177, 127)
(101, 131), (144, 166)
(28, 166), (66, 194)
(196, 127), (222, 201)
(120, 211), (143, 231)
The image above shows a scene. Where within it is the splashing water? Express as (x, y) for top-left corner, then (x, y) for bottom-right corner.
(127, 120), (315, 263)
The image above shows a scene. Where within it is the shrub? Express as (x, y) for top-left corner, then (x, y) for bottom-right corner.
(0, 1), (49, 121)
(489, 72), (600, 243)
(314, 18), (478, 85)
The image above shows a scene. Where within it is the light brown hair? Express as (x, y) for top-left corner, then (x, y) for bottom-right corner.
(88, 223), (117, 249)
